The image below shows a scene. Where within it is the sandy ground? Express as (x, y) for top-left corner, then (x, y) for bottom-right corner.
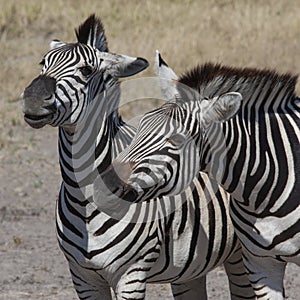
(0, 101), (299, 300)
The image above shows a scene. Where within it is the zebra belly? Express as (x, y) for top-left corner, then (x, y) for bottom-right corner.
(146, 196), (237, 283)
(230, 200), (300, 263)
(146, 233), (237, 284)
(56, 191), (237, 287)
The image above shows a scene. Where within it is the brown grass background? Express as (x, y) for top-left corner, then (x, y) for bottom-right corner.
(2, 0), (300, 148)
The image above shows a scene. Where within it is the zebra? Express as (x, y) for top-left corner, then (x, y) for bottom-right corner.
(105, 50), (300, 299)
(21, 16), (255, 299)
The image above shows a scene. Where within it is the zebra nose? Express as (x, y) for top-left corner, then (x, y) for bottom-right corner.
(100, 161), (138, 201)
(23, 75), (56, 101)
(101, 161), (133, 189)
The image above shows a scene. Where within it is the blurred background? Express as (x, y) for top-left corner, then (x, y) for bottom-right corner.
(1, 0), (300, 299)
(2, 0), (300, 149)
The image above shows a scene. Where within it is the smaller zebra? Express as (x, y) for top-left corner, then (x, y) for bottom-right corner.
(104, 51), (300, 299)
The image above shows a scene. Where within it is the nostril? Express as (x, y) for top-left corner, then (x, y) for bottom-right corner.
(122, 186), (139, 203)
(44, 95), (53, 101)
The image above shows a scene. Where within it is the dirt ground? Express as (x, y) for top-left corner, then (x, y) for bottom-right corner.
(1, 1), (300, 299)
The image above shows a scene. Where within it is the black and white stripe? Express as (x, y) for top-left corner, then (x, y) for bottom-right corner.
(115, 53), (300, 299)
(22, 17), (254, 299)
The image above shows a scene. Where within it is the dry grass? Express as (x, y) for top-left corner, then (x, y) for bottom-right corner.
(1, 0), (300, 149)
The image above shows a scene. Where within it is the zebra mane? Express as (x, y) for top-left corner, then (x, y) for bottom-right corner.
(75, 14), (108, 52)
(178, 63), (297, 101)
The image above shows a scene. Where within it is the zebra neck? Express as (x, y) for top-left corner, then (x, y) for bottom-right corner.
(58, 105), (134, 203)
(201, 121), (249, 203)
(201, 98), (298, 214)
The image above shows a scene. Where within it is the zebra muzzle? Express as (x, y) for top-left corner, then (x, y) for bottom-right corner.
(100, 161), (139, 202)
(22, 75), (57, 128)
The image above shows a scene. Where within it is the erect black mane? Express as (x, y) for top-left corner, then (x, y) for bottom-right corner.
(75, 14), (108, 51)
(178, 63), (297, 100)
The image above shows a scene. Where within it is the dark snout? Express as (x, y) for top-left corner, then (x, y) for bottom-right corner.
(22, 75), (57, 128)
(24, 75), (56, 99)
(100, 161), (139, 202)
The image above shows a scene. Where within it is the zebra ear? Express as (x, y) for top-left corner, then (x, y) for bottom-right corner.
(75, 14), (108, 52)
(154, 50), (178, 80)
(155, 50), (179, 102)
(50, 39), (66, 50)
(114, 56), (149, 78)
(101, 53), (149, 78)
(201, 92), (242, 127)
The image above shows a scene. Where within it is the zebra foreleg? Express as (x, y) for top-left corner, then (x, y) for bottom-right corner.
(242, 249), (287, 300)
(224, 246), (256, 299)
(115, 271), (147, 300)
(69, 262), (113, 300)
(171, 276), (207, 300)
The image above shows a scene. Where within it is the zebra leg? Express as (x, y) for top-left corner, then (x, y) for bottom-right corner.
(115, 271), (147, 300)
(171, 276), (207, 300)
(242, 249), (287, 300)
(224, 246), (255, 299)
(69, 262), (113, 300)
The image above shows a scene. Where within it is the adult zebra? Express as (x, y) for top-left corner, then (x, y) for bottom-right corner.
(21, 16), (254, 299)
(106, 51), (300, 299)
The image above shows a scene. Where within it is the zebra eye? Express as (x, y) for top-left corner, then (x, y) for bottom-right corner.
(78, 65), (93, 77)
(167, 133), (186, 147)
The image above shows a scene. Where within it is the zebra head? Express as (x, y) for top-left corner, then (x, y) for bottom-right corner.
(21, 15), (148, 129)
(101, 52), (242, 202)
